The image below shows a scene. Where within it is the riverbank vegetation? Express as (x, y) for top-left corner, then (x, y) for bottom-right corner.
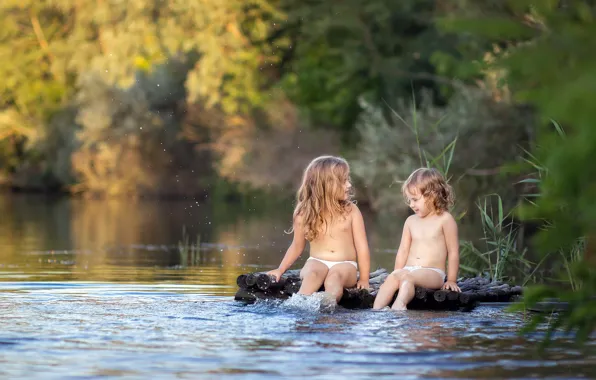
(2, 0), (595, 342)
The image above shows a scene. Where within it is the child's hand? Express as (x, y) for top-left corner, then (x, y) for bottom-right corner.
(266, 268), (284, 282)
(442, 281), (461, 292)
(356, 279), (370, 290)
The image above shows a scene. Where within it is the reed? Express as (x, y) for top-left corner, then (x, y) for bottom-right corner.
(178, 225), (201, 267)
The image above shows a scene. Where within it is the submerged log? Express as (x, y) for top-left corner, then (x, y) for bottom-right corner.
(234, 269), (524, 312)
(283, 278), (302, 294)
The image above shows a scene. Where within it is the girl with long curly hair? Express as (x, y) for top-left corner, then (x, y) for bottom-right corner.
(267, 156), (371, 303)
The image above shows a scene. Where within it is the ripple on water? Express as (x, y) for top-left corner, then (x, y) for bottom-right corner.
(0, 282), (595, 379)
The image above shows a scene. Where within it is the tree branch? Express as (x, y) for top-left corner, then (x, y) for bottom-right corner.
(30, 10), (56, 67)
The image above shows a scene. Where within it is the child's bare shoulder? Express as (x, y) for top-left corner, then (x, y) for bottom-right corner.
(439, 211), (456, 226)
(347, 202), (360, 213)
(345, 202), (367, 226)
(405, 214), (418, 224)
(347, 202), (362, 220)
(293, 212), (305, 225)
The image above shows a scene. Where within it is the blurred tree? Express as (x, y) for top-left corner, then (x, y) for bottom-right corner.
(0, 0), (287, 190)
(0, 0), (286, 113)
(275, 0), (466, 133)
(438, 0), (596, 343)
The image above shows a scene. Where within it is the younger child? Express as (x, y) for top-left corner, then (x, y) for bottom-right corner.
(267, 155), (371, 304)
(373, 168), (460, 310)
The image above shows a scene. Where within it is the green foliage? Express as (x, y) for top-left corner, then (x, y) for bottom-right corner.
(560, 238), (586, 291)
(459, 194), (532, 282)
(510, 263), (596, 347)
(0, 0), (289, 191)
(439, 1), (596, 252)
(350, 87), (528, 213)
(0, 0), (524, 195)
(278, 0), (462, 129)
(440, 0), (596, 344)
(0, 0), (285, 120)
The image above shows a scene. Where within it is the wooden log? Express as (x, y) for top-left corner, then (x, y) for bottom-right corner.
(234, 271), (524, 311)
(236, 274), (249, 289)
(447, 291), (460, 301)
(245, 273), (259, 287)
(234, 288), (258, 303)
(369, 273), (389, 285)
(366, 268), (388, 279)
(433, 290), (449, 302)
(256, 273), (288, 291)
(234, 288), (290, 304)
(415, 287), (427, 300)
(283, 278), (301, 294)
(511, 285), (523, 295)
(458, 291), (477, 305)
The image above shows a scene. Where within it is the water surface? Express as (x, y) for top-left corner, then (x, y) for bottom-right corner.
(0, 194), (594, 379)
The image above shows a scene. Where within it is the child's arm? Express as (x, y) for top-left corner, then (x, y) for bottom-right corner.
(441, 214), (461, 292)
(351, 205), (371, 289)
(394, 218), (412, 271)
(267, 215), (306, 281)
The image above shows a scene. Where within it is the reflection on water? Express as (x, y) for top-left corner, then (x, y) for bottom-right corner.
(1, 193), (594, 379)
(0, 193), (413, 284)
(0, 193), (483, 283)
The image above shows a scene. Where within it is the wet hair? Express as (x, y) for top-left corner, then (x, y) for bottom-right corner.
(292, 156), (353, 241)
(402, 168), (454, 214)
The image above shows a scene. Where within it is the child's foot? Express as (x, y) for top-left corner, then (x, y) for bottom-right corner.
(319, 292), (337, 313)
(371, 306), (391, 312)
(391, 300), (407, 311)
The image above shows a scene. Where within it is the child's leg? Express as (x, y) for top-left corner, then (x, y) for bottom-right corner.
(323, 263), (358, 303)
(372, 270), (407, 309)
(392, 269), (444, 310)
(298, 259), (329, 295)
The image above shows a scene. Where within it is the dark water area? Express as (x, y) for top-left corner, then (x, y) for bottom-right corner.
(0, 193), (594, 379)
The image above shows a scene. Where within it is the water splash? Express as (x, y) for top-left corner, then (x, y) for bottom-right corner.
(281, 292), (337, 314)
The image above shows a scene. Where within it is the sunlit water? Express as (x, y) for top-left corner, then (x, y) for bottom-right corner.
(0, 194), (595, 379)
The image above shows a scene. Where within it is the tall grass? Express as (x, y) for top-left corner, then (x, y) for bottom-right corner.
(178, 225), (201, 267)
(560, 237), (585, 291)
(382, 97), (457, 179)
(459, 194), (532, 282)
(516, 120), (585, 288)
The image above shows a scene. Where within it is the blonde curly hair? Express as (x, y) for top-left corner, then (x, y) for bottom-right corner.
(402, 168), (454, 214)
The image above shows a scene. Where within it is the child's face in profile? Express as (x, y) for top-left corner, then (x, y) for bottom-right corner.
(405, 187), (432, 217)
(343, 177), (352, 200)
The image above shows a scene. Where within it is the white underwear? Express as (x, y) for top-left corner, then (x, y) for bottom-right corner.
(396, 266), (446, 281)
(307, 257), (358, 270)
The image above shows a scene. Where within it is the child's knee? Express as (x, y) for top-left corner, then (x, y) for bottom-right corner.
(380, 274), (399, 289)
(388, 272), (402, 283)
(401, 274), (415, 286)
(302, 269), (324, 280)
(323, 272), (342, 289)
